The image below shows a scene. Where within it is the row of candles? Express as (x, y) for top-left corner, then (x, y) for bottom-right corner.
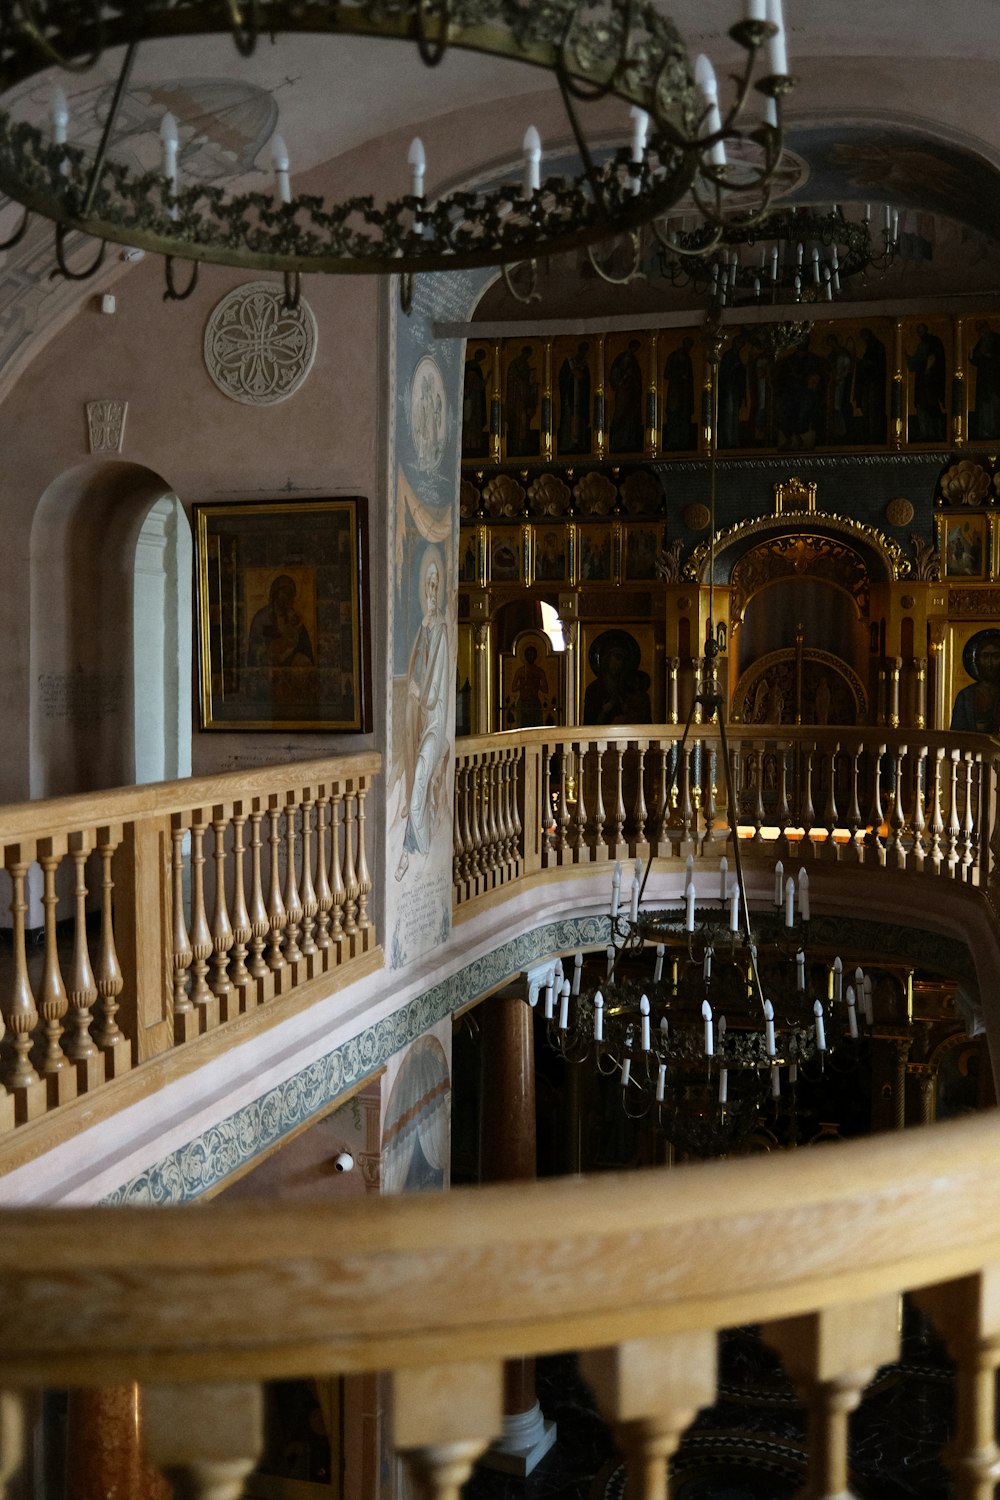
(609, 854), (811, 931)
(46, 0), (788, 217)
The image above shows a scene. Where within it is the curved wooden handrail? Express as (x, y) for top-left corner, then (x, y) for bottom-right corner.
(2, 1110), (1000, 1388)
(456, 724), (1000, 756)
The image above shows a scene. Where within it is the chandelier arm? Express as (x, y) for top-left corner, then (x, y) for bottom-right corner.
(0, 206), (30, 252)
(16, 0), (104, 71)
(555, 69), (612, 228)
(555, 0), (636, 104)
(585, 232), (642, 287)
(282, 270), (301, 312)
(162, 256), (199, 302)
(226, 0), (260, 58)
(414, 0), (449, 68)
(80, 39), (139, 220)
(501, 260), (541, 305)
(53, 221), (106, 281)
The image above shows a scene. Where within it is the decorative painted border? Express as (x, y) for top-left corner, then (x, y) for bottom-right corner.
(103, 910), (974, 1204)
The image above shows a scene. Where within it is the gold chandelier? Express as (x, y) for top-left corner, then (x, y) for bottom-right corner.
(0, 1), (794, 304)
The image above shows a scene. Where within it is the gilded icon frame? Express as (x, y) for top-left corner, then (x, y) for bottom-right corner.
(195, 498), (371, 732)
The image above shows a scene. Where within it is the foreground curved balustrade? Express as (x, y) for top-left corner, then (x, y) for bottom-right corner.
(3, 1111), (1000, 1498)
(454, 725), (1000, 904)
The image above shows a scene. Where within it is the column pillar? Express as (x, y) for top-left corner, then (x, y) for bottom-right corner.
(478, 988), (557, 1476)
(66, 1386), (171, 1500)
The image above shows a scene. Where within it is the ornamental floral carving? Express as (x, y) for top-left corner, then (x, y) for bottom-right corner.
(482, 473), (524, 517)
(203, 281), (317, 406)
(909, 533), (941, 582)
(619, 467), (662, 515)
(459, 478), (481, 517)
(939, 458), (991, 506)
(730, 535), (870, 624)
(885, 496), (914, 528)
(574, 470), (617, 515)
(527, 472), (571, 515)
(682, 502), (711, 532)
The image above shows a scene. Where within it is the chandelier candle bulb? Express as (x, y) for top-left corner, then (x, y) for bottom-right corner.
(653, 944), (665, 983)
(640, 994), (651, 1051)
(629, 106), (649, 191)
(827, 965), (834, 1001)
(798, 866), (810, 920)
(51, 86), (69, 147)
(544, 979), (555, 1021)
(694, 55), (726, 168)
(719, 1013), (727, 1042)
(796, 948), (806, 990)
(704, 945), (713, 983)
(785, 876), (795, 927)
(846, 985), (859, 1038)
(907, 971), (914, 1021)
(522, 126), (541, 197)
(558, 980), (570, 1031)
(774, 860), (784, 906)
(863, 974), (874, 1024)
(718, 1066), (728, 1104)
(594, 990), (604, 1042)
(814, 999), (827, 1051)
(686, 853), (695, 882)
(746, 0), (767, 20)
(606, 944), (615, 978)
(611, 861), (621, 918)
(407, 137), (425, 199)
(630, 856), (642, 921)
(764, 999), (776, 1056)
(686, 881), (697, 932)
(730, 884), (741, 931)
(271, 134), (292, 205)
(160, 112), (179, 218)
(834, 956), (843, 1001)
(622, 1057), (631, 1090)
(770, 245), (779, 279)
(656, 1062), (666, 1102)
(765, 0), (788, 76)
(702, 999), (714, 1056)
(811, 246), (821, 284)
(572, 952), (583, 997)
(891, 208), (899, 242)
(719, 856), (728, 902)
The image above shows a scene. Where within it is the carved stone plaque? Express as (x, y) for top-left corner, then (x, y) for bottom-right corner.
(86, 399), (127, 453)
(203, 281), (317, 405)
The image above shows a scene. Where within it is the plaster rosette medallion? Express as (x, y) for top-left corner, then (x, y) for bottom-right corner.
(86, 399), (127, 453)
(204, 281), (318, 405)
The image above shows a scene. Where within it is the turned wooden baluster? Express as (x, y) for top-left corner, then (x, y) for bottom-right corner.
(469, 761), (485, 875)
(266, 804), (287, 972)
(209, 813), (235, 1005)
(169, 819), (194, 1016)
(186, 815), (213, 1006)
(581, 1335), (717, 1500)
(822, 743), (840, 853)
(776, 742), (791, 837)
(866, 743), (888, 865)
(329, 790), (346, 943)
(228, 808), (252, 1003)
(910, 745), (928, 869)
(571, 743), (589, 856)
(1, 1390), (25, 1500)
(457, 761), (472, 881)
(2, 852), (39, 1094)
(800, 743), (816, 843)
(497, 753), (514, 864)
(553, 750), (570, 856)
(298, 797), (317, 957)
(282, 798), (304, 964)
(313, 794), (333, 950)
(916, 1271), (1000, 1500)
(609, 744), (627, 853)
(144, 1383), (262, 1500)
(847, 743), (864, 857)
(35, 839), (71, 1089)
(343, 790), (359, 936)
(678, 742), (694, 847)
(486, 756), (502, 869)
(246, 809), (269, 980)
(946, 748), (962, 874)
(508, 750), (523, 862)
(94, 831), (127, 1063)
(888, 744), (908, 868)
(633, 743), (649, 848)
(355, 780), (372, 930)
(453, 768), (464, 887)
(65, 834), (100, 1072)
(960, 753), (977, 880)
(394, 1361), (502, 1500)
(727, 743), (742, 845)
(589, 745), (608, 854)
(763, 1295), (900, 1500)
(751, 746), (766, 844)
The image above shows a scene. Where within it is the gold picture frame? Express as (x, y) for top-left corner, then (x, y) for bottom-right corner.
(195, 498), (371, 732)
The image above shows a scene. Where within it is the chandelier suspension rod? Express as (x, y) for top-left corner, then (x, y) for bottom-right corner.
(79, 38), (137, 219)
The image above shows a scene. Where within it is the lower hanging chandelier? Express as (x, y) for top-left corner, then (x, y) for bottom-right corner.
(0, 1), (794, 304)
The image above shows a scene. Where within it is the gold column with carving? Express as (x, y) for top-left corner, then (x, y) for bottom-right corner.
(893, 319), (905, 449)
(470, 590), (492, 734)
(953, 316), (965, 448)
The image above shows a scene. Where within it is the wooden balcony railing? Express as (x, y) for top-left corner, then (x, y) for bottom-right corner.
(0, 755), (379, 1142)
(454, 726), (1000, 907)
(4, 1109), (1000, 1498)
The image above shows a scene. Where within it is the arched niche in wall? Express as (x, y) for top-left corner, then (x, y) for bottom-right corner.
(29, 458), (189, 799)
(133, 494), (192, 786)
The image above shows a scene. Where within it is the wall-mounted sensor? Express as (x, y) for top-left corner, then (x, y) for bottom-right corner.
(334, 1151), (354, 1173)
(100, 293), (116, 315)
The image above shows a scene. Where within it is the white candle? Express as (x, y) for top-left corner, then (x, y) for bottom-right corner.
(606, 944), (615, 979)
(833, 956), (843, 1002)
(796, 948), (806, 990)
(630, 857), (642, 921)
(51, 85), (69, 146)
(764, 998), (776, 1056)
(814, 999), (827, 1051)
(719, 856), (728, 902)
(789, 1060), (798, 1083)
(798, 866), (810, 921)
(594, 990), (604, 1041)
(660, 1015), (669, 1036)
(572, 951), (583, 996)
(629, 105), (649, 165)
(765, 0), (788, 76)
(160, 112), (179, 219)
(719, 1014), (727, 1043)
(622, 1057), (631, 1089)
(770, 245), (779, 280)
(685, 881), (696, 932)
(685, 853), (695, 882)
(611, 861), (621, 918)
(702, 999), (714, 1056)
(863, 974), (874, 1024)
(656, 1062), (666, 1102)
(653, 943), (664, 982)
(784, 875), (795, 927)
(771, 1063), (781, 1098)
(408, 136), (426, 198)
(522, 125), (541, 196)
(544, 979), (555, 1020)
(863, 201), (872, 222)
(271, 132), (292, 205)
(846, 985), (858, 1038)
(703, 945), (713, 983)
(558, 979), (570, 1031)
(730, 883), (741, 932)
(746, 0), (766, 19)
(883, 203), (891, 234)
(855, 966), (865, 994)
(640, 994), (650, 1051)
(774, 860), (784, 906)
(763, 93), (778, 128)
(694, 54), (726, 168)
(718, 1067), (728, 1104)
